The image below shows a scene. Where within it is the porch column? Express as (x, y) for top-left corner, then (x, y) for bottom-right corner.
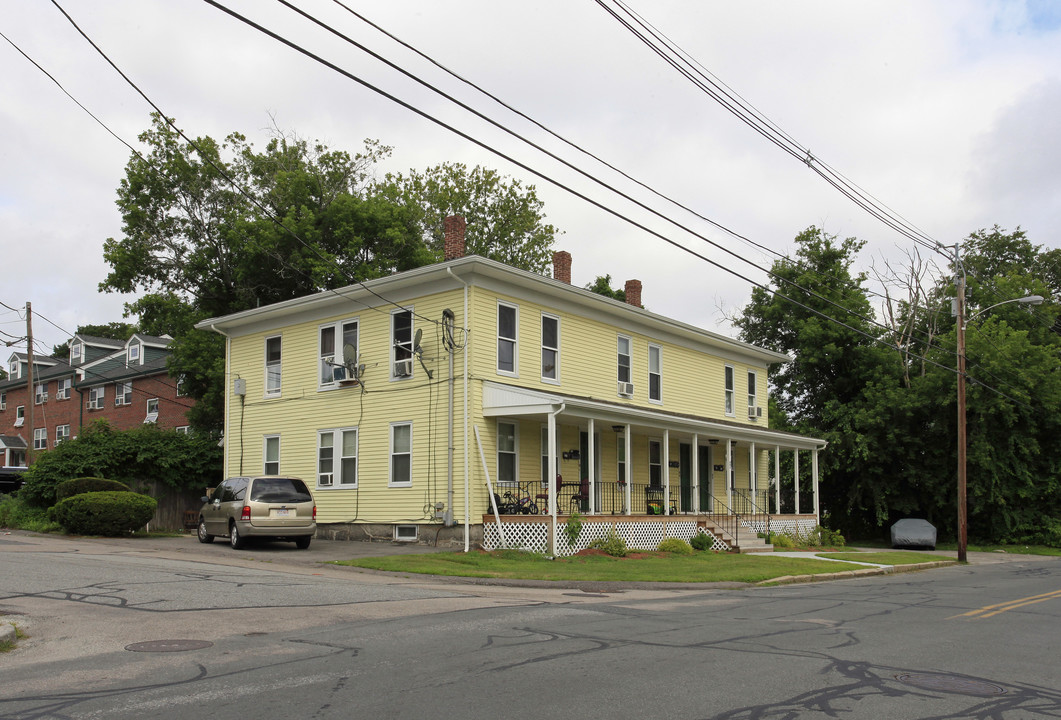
(663, 428), (670, 514)
(548, 410), (558, 556)
(725, 440), (733, 510)
(812, 448), (820, 520)
(691, 433), (699, 514)
(587, 418), (595, 515)
(624, 423), (632, 516)
(774, 445), (781, 514)
(793, 449), (800, 515)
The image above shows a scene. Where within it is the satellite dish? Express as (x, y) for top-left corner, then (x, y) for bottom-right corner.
(342, 343), (358, 378)
(413, 328), (423, 354)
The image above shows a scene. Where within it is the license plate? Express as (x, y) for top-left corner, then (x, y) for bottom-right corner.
(272, 508), (291, 517)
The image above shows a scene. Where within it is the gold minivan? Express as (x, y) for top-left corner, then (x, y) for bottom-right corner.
(198, 476), (316, 549)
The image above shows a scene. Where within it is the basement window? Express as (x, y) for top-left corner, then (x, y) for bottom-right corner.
(394, 525), (418, 543)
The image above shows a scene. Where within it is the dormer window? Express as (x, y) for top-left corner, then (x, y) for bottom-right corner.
(128, 343), (141, 365)
(71, 342), (82, 363)
(8, 359), (18, 379)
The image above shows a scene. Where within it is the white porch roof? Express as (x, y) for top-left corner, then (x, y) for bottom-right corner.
(481, 381), (826, 451)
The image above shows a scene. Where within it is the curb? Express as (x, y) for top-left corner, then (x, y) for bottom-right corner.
(757, 560), (958, 586)
(0, 621), (16, 645)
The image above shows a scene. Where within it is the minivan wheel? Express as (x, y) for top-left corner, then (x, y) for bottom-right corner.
(295, 536), (311, 550)
(229, 522), (245, 549)
(197, 518), (214, 544)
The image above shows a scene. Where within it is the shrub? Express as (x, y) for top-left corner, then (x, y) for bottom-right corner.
(690, 532), (714, 551)
(816, 525), (846, 547)
(52, 491), (157, 536)
(55, 477), (131, 502)
(658, 538), (694, 555)
(563, 511), (583, 545)
(587, 529), (627, 557)
(0, 494), (63, 533)
(770, 532), (796, 548)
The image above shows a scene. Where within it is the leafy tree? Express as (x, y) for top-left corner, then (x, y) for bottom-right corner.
(374, 162), (559, 273)
(19, 421), (223, 507)
(585, 274), (626, 302)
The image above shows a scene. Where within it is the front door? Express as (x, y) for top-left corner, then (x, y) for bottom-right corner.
(679, 443), (692, 512)
(699, 445), (713, 512)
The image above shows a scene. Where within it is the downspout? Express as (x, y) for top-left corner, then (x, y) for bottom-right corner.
(209, 324), (231, 478)
(446, 267), (471, 552)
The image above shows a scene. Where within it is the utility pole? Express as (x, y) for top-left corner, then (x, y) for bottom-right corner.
(954, 246), (968, 564)
(25, 302), (35, 465)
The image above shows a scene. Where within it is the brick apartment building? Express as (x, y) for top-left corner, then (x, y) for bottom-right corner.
(0, 333), (194, 484)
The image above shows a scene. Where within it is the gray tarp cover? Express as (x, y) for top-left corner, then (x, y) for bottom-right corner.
(891, 518), (937, 548)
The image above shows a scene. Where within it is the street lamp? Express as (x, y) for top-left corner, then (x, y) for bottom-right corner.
(955, 289), (1043, 563)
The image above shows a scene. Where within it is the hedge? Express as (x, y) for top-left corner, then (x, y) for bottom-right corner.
(55, 477), (131, 502)
(52, 491), (157, 536)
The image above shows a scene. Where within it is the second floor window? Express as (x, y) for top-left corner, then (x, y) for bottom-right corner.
(724, 365), (735, 415)
(35, 382), (47, 404)
(748, 370), (757, 411)
(88, 387), (105, 410)
(541, 314), (559, 382)
(116, 382), (132, 406)
(56, 378), (71, 400)
(648, 345), (662, 402)
(144, 398), (159, 423)
(320, 320), (358, 385)
(497, 302), (517, 375)
(617, 335), (632, 393)
(265, 336), (282, 395)
(392, 310), (413, 378)
(14, 405), (25, 427)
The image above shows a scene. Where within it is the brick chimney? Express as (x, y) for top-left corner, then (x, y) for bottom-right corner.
(553, 251), (572, 284)
(624, 279), (642, 308)
(443, 215), (466, 261)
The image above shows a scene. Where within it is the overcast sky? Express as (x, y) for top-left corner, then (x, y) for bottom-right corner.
(3, 0), (1060, 355)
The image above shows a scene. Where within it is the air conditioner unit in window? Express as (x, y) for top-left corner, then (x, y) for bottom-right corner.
(618, 381), (635, 396)
(394, 359), (413, 377)
(318, 474), (333, 487)
(748, 406), (763, 419)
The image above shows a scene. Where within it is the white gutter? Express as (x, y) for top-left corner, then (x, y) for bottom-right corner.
(446, 267), (472, 552)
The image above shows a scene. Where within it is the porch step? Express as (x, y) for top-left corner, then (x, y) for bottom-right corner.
(735, 538), (774, 553)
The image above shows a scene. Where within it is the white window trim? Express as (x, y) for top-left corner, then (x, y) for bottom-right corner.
(115, 381), (133, 407)
(144, 398), (159, 424)
(175, 426), (190, 434)
(648, 438), (663, 488)
(540, 424), (560, 486)
(747, 369), (758, 414)
(319, 319), (359, 388)
(317, 427), (358, 489)
(389, 421), (413, 487)
(34, 382), (48, 405)
(263, 435), (281, 475)
(264, 335), (282, 397)
(33, 427), (47, 451)
(724, 364), (735, 417)
(88, 386), (105, 410)
(648, 343), (662, 404)
(70, 342), (82, 363)
(617, 334), (633, 395)
(14, 405), (25, 428)
(56, 378), (71, 400)
(540, 313), (560, 384)
(497, 419), (519, 487)
(391, 309), (414, 381)
(56, 424), (70, 444)
(496, 301), (519, 377)
(128, 343), (141, 365)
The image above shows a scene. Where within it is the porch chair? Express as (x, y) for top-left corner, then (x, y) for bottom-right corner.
(570, 476), (590, 514)
(536, 474), (562, 514)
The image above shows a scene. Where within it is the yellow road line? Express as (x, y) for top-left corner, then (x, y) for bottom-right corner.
(949, 588), (1061, 619)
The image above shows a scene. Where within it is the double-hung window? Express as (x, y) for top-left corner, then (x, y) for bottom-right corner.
(0, 390), (5, 410)
(540, 426), (559, 486)
(263, 435), (280, 475)
(318, 428), (358, 488)
(265, 336), (282, 396)
(648, 344), (662, 402)
(70, 342), (82, 364)
(617, 335), (632, 395)
(392, 310), (413, 379)
(497, 421), (518, 487)
(34, 382), (47, 405)
(320, 320), (359, 386)
(649, 439), (662, 488)
(128, 343), (140, 365)
(33, 428), (46, 450)
(541, 314), (559, 382)
(497, 302), (518, 376)
(724, 365), (735, 416)
(748, 370), (758, 416)
(56, 424), (70, 444)
(390, 422), (412, 486)
(116, 382), (132, 406)
(88, 387), (105, 410)
(56, 378), (71, 400)
(144, 398), (159, 423)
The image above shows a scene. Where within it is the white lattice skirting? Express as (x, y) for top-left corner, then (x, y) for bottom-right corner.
(482, 518), (730, 555)
(740, 516), (818, 537)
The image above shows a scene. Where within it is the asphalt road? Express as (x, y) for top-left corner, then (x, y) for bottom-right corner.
(1, 532), (1059, 719)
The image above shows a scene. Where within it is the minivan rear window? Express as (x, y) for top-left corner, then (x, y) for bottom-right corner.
(250, 477), (312, 503)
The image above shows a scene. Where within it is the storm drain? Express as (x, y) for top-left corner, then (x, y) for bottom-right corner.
(895, 673), (1008, 697)
(125, 640), (214, 653)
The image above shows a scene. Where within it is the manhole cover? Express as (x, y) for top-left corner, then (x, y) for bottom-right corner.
(895, 673), (1007, 697)
(125, 640), (213, 653)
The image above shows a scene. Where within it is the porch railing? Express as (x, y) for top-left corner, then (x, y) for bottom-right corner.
(731, 488), (771, 541)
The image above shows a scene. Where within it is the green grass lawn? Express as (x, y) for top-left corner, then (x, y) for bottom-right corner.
(332, 549), (939, 584)
(850, 540), (1061, 556)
